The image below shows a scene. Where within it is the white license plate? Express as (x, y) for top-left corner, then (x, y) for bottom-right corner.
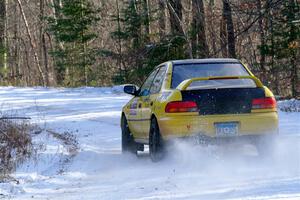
(215, 122), (238, 137)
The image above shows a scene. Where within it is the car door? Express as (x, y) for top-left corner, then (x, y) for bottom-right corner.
(133, 68), (160, 139)
(126, 97), (141, 137)
(140, 65), (167, 138)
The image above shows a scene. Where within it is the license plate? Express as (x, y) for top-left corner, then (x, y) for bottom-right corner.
(215, 122), (238, 137)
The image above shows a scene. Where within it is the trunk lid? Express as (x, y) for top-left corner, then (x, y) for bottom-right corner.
(181, 88), (265, 115)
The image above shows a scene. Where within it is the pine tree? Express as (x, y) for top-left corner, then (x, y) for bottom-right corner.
(111, 0), (148, 84)
(47, 0), (99, 86)
(260, 0), (300, 97)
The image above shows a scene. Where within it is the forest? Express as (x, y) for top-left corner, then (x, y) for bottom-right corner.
(0, 0), (299, 98)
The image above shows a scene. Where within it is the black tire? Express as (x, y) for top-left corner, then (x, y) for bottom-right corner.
(121, 115), (137, 154)
(149, 118), (165, 162)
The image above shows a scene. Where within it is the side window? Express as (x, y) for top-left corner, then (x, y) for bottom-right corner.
(139, 68), (159, 96)
(150, 66), (166, 94)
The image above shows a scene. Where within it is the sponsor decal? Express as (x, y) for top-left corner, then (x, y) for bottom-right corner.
(130, 110), (137, 116)
(158, 92), (171, 101)
(130, 99), (138, 116)
(130, 99), (138, 109)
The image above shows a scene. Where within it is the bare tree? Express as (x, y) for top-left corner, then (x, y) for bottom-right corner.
(11, 1), (19, 85)
(167, 0), (183, 36)
(39, 0), (51, 86)
(158, 0), (166, 39)
(191, 0), (209, 58)
(0, 0), (6, 81)
(166, 0), (193, 58)
(17, 0), (46, 86)
(222, 0), (236, 58)
(220, 11), (228, 58)
(142, 0), (150, 42)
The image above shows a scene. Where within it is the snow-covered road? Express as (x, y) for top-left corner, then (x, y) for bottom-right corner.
(0, 87), (299, 200)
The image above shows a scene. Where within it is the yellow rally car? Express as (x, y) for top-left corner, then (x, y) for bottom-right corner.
(121, 59), (278, 161)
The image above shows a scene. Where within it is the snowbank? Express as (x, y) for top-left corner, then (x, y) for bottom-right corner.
(278, 99), (300, 112)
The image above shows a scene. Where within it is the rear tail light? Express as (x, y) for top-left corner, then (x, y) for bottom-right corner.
(252, 97), (277, 109)
(165, 101), (198, 113)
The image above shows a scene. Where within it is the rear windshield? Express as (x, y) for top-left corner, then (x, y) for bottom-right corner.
(171, 63), (250, 88)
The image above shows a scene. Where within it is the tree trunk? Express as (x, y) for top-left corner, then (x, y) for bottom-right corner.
(207, 0), (217, 56)
(222, 0), (236, 58)
(131, 0), (142, 49)
(12, 0), (19, 85)
(142, 0), (150, 42)
(0, 0), (6, 81)
(257, 0), (266, 67)
(291, 52), (298, 97)
(191, 0), (209, 58)
(40, 0), (50, 86)
(158, 0), (166, 39)
(267, 1), (279, 95)
(115, 0), (123, 80)
(17, 0), (46, 86)
(220, 12), (227, 57)
(288, 0), (299, 98)
(257, 0), (267, 81)
(50, 0), (64, 85)
(167, 0), (193, 58)
(51, 0), (63, 49)
(167, 0), (183, 36)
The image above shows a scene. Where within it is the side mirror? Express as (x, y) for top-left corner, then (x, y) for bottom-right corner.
(124, 85), (139, 96)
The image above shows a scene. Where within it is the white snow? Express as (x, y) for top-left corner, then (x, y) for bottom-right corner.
(0, 87), (299, 200)
(278, 99), (300, 112)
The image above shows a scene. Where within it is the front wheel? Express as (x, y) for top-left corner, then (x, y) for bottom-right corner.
(149, 118), (165, 162)
(121, 115), (137, 154)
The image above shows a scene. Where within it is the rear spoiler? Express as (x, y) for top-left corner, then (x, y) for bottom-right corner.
(176, 76), (264, 90)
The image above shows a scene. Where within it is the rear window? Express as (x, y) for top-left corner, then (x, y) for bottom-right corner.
(171, 63), (250, 88)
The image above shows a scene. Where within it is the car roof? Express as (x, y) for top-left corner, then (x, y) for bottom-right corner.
(170, 58), (240, 65)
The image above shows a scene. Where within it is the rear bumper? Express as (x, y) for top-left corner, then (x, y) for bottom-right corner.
(157, 112), (278, 140)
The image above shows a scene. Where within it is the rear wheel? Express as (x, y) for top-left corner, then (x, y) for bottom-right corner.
(121, 115), (137, 154)
(149, 118), (165, 162)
